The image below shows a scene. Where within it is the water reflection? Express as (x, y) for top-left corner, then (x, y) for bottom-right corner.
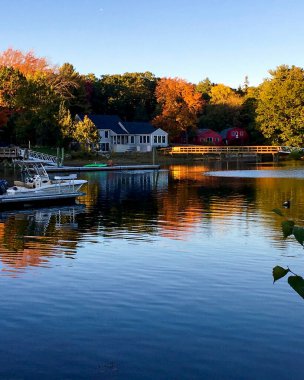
(79, 164), (304, 245)
(1, 164), (304, 273)
(79, 170), (168, 237)
(2, 164), (304, 378)
(0, 205), (85, 274)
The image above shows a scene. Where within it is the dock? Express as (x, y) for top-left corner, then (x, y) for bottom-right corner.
(161, 145), (289, 161)
(45, 164), (161, 173)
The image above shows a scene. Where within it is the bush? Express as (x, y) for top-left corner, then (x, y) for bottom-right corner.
(287, 149), (304, 160)
(70, 151), (98, 160)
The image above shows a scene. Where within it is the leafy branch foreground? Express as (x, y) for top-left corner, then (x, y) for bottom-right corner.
(272, 208), (304, 300)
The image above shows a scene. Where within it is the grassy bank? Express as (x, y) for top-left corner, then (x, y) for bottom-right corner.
(32, 147), (295, 167)
(63, 151), (198, 166)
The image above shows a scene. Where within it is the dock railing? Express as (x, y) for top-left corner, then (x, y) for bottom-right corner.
(20, 149), (58, 165)
(0, 147), (22, 158)
(161, 145), (286, 155)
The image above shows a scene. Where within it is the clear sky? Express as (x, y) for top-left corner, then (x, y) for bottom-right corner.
(1, 0), (304, 88)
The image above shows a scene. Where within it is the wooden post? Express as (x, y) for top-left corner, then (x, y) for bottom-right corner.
(57, 147), (60, 167)
(273, 153), (279, 162)
(61, 147), (64, 166)
(152, 146), (155, 165)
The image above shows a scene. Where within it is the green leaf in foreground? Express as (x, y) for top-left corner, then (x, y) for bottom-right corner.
(273, 266), (290, 283)
(292, 226), (304, 245)
(288, 275), (304, 299)
(281, 220), (295, 238)
(272, 208), (284, 217)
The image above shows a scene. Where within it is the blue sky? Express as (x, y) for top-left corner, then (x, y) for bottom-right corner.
(1, 0), (304, 88)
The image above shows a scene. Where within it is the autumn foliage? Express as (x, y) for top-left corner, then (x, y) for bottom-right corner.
(0, 48), (55, 77)
(210, 84), (243, 106)
(4, 46), (303, 148)
(153, 77), (204, 139)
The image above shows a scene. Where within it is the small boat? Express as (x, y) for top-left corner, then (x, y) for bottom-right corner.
(83, 163), (108, 168)
(0, 161), (87, 207)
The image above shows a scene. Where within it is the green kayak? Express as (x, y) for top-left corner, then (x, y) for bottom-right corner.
(83, 163), (108, 168)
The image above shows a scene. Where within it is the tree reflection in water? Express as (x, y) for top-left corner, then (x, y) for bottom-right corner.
(2, 164), (304, 279)
(0, 205), (85, 273)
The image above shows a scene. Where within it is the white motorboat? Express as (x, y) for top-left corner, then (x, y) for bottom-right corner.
(0, 161), (87, 206)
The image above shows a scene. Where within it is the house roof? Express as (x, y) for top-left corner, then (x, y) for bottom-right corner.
(77, 114), (168, 136)
(197, 128), (221, 135)
(220, 127), (247, 138)
(77, 114), (127, 134)
(123, 121), (157, 134)
(220, 128), (231, 138)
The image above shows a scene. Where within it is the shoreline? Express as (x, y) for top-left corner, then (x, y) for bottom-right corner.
(63, 151), (269, 167)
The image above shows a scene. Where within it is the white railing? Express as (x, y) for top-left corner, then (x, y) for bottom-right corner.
(20, 149), (58, 165)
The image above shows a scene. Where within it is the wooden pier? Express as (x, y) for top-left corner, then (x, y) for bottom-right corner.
(0, 147), (22, 159)
(162, 145), (288, 161)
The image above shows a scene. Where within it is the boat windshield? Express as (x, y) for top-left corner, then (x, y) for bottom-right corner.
(17, 161), (50, 183)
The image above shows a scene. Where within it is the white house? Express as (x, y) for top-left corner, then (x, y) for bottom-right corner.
(76, 114), (168, 153)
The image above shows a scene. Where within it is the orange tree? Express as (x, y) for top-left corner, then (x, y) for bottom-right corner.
(153, 77), (204, 141)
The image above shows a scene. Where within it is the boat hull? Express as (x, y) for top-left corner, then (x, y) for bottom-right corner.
(0, 190), (86, 208)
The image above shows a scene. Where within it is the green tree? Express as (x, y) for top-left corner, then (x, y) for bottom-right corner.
(196, 77), (213, 102)
(0, 66), (27, 109)
(57, 102), (74, 143)
(199, 84), (244, 132)
(239, 87), (264, 144)
(73, 115), (99, 151)
(99, 72), (158, 120)
(256, 65), (304, 146)
(48, 63), (90, 114)
(0, 66), (61, 144)
(199, 104), (239, 131)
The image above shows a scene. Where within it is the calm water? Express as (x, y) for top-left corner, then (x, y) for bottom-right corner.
(1, 162), (304, 379)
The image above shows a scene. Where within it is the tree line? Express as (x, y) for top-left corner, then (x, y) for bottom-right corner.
(1, 48), (304, 148)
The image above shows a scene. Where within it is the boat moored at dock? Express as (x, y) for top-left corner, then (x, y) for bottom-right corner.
(0, 161), (87, 207)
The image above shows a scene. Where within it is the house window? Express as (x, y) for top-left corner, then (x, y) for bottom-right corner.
(147, 136), (150, 144)
(101, 143), (110, 151)
(215, 138), (219, 142)
(154, 136), (157, 143)
(207, 137), (213, 142)
(105, 130), (109, 138)
(158, 136), (161, 143)
(131, 136), (135, 144)
(113, 136), (117, 144)
(117, 136), (121, 144)
(140, 136), (143, 144)
(143, 136), (147, 144)
(162, 136), (165, 144)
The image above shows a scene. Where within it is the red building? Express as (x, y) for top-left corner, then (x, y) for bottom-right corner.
(220, 128), (249, 145)
(193, 129), (223, 146)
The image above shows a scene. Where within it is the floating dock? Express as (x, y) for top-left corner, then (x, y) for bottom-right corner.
(45, 164), (160, 173)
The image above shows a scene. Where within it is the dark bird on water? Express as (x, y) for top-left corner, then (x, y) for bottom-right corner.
(283, 200), (291, 208)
